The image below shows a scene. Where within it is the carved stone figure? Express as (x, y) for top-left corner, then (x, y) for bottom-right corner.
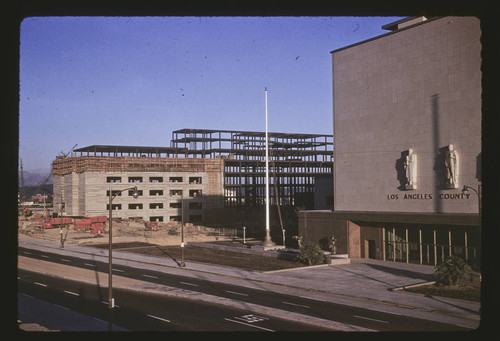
(404, 148), (417, 190)
(444, 144), (458, 189)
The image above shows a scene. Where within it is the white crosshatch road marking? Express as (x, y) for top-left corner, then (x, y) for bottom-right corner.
(234, 314), (269, 323)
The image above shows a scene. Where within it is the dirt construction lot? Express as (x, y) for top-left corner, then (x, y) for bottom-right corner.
(18, 218), (229, 247)
(18, 217), (303, 271)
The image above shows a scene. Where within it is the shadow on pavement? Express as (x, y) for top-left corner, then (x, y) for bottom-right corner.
(364, 263), (435, 282)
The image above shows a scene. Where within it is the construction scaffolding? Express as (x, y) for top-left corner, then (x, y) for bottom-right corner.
(171, 129), (333, 207)
(51, 155), (224, 175)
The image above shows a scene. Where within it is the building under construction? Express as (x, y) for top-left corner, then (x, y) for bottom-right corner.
(170, 129), (333, 208)
(51, 129), (333, 225)
(52, 145), (225, 222)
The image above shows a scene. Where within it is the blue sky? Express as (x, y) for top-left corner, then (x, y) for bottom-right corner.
(19, 16), (402, 172)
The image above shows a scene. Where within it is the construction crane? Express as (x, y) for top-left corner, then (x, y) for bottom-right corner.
(56, 143), (78, 159)
(30, 144), (78, 203)
(22, 144), (78, 218)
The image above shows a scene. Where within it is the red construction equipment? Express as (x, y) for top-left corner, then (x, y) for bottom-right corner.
(91, 223), (107, 235)
(74, 218), (92, 231)
(38, 217), (73, 229)
(145, 221), (160, 231)
(74, 216), (108, 234)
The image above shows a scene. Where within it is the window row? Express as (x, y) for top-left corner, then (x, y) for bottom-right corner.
(106, 176), (202, 184)
(106, 189), (202, 197)
(107, 202), (202, 210)
(149, 215), (202, 223)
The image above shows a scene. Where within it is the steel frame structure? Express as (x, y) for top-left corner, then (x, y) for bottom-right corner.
(171, 129), (333, 207)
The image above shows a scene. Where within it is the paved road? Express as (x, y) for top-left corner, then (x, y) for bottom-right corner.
(19, 269), (325, 331)
(17, 241), (479, 332)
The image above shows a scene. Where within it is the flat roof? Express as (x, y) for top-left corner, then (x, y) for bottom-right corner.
(330, 16), (441, 54)
(74, 145), (186, 154)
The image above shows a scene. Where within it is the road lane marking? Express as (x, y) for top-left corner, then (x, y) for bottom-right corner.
(84, 263), (96, 267)
(225, 290), (249, 297)
(147, 314), (171, 323)
(142, 274), (159, 279)
(64, 290), (80, 297)
(180, 281), (199, 287)
(40, 255), (50, 259)
(22, 251), (31, 255)
(113, 268), (124, 273)
(353, 315), (389, 324)
(34, 282), (47, 287)
(282, 301), (310, 309)
(224, 318), (275, 332)
(61, 258), (71, 262)
(101, 301), (120, 307)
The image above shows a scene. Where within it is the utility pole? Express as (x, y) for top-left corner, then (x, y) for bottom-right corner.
(20, 158), (25, 202)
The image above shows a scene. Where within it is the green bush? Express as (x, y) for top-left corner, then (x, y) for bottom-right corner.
(434, 255), (474, 286)
(297, 244), (326, 266)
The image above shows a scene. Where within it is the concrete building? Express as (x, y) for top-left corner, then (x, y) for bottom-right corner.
(51, 127), (333, 232)
(299, 17), (481, 269)
(52, 145), (225, 223)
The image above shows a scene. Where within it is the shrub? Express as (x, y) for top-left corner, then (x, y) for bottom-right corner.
(434, 256), (474, 286)
(297, 244), (326, 266)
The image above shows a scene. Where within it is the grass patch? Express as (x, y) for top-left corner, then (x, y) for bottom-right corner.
(101, 242), (304, 271)
(405, 284), (480, 302)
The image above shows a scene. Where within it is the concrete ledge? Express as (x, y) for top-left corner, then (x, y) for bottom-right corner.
(251, 245), (286, 251)
(328, 254), (351, 266)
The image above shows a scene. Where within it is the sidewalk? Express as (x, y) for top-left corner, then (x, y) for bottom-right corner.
(17, 236), (481, 330)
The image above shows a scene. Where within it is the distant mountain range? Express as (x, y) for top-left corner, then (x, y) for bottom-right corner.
(20, 184), (53, 200)
(18, 169), (53, 187)
(18, 169), (53, 199)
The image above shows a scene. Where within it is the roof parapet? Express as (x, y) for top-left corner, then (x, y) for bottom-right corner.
(382, 16), (428, 31)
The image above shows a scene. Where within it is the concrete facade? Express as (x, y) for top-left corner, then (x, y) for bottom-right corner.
(53, 156), (224, 223)
(332, 16), (481, 214)
(300, 17), (481, 268)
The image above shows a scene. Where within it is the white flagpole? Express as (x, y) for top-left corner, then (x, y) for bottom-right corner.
(265, 87), (270, 231)
(263, 87), (275, 247)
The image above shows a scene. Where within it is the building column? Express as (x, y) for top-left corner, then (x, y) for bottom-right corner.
(448, 229), (452, 258)
(464, 231), (468, 262)
(433, 229), (437, 266)
(405, 228), (409, 264)
(392, 228), (396, 262)
(419, 228), (422, 265)
(382, 227), (386, 261)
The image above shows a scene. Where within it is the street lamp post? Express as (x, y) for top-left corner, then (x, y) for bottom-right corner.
(462, 183), (482, 265)
(60, 202), (65, 248)
(180, 191), (185, 267)
(170, 191), (186, 267)
(462, 183), (482, 226)
(108, 186), (139, 311)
